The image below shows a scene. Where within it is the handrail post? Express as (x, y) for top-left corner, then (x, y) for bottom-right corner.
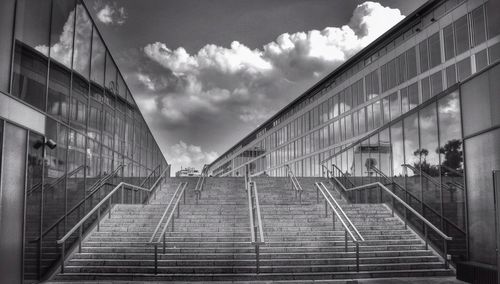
(255, 244), (260, 274)
(154, 244), (158, 275)
(444, 240), (449, 269)
(97, 209), (100, 232)
(324, 200), (328, 217)
(356, 242), (360, 272)
(424, 224), (428, 250)
(108, 198), (112, 218)
(121, 184), (124, 203)
(316, 187), (319, 203)
(163, 234), (166, 254)
(78, 226), (82, 253)
(60, 242), (65, 274)
(132, 189), (135, 204)
(344, 230), (348, 252)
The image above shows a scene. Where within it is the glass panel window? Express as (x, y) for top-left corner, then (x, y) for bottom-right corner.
(47, 62), (70, 121)
(438, 91), (464, 229)
(443, 24), (455, 61)
(49, 0), (76, 68)
(457, 57), (471, 81)
(428, 32), (442, 68)
(73, 3), (92, 79)
(389, 92), (400, 120)
(446, 64), (457, 87)
(419, 39), (429, 73)
(489, 42), (500, 64)
(90, 29), (105, 86)
(454, 15), (470, 55)
(472, 6), (486, 46)
(475, 49), (488, 71)
(406, 46), (417, 79)
(487, 0), (500, 39)
(421, 76), (431, 102)
(408, 82), (419, 110)
(430, 71), (443, 96)
(0, 0), (15, 92)
(12, 0), (52, 110)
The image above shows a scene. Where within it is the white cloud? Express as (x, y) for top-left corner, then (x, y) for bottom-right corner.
(140, 1), (404, 129)
(166, 141), (218, 174)
(95, 2), (127, 25)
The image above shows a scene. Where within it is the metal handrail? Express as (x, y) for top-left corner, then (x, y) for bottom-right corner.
(27, 165), (87, 196)
(139, 164), (162, 188)
(342, 181), (452, 268)
(150, 182), (188, 274)
(246, 180), (265, 274)
(331, 164), (356, 188)
(367, 165), (466, 235)
(402, 164), (465, 192)
(149, 182), (185, 243)
(56, 167), (168, 273)
(285, 164), (303, 204)
(29, 165), (126, 244)
(194, 174), (206, 204)
(314, 182), (362, 272)
(319, 182), (364, 242)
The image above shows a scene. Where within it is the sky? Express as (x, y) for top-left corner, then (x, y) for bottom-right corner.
(83, 0), (426, 175)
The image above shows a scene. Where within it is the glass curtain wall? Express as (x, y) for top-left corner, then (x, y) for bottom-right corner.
(325, 89), (466, 261)
(2, 0), (169, 282)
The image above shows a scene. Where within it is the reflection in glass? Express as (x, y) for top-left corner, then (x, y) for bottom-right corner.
(73, 3), (92, 78)
(438, 91), (464, 230)
(91, 29), (105, 86)
(24, 132), (44, 281)
(49, 0), (76, 68)
(47, 63), (70, 121)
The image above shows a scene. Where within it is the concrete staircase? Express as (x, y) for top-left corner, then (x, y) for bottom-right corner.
(51, 176), (453, 282)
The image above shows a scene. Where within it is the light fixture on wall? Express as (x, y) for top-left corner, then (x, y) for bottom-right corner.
(33, 137), (57, 149)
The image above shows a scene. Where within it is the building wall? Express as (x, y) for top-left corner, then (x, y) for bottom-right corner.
(209, 0), (500, 178)
(0, 0), (169, 283)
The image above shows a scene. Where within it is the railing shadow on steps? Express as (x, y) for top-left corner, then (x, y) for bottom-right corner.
(149, 182), (188, 274)
(314, 182), (364, 272)
(55, 166), (170, 274)
(285, 164), (304, 204)
(245, 164), (266, 274)
(325, 164), (453, 270)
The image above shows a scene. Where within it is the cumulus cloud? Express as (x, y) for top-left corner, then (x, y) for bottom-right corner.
(166, 141), (219, 173)
(94, 1), (127, 25)
(138, 2), (403, 130)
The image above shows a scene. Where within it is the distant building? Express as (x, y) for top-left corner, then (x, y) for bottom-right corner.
(176, 167), (201, 177)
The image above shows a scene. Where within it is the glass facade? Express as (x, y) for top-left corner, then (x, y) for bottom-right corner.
(209, 0), (498, 179)
(0, 0), (169, 282)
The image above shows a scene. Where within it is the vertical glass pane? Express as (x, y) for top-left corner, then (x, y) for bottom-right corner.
(475, 49), (488, 72)
(446, 64), (457, 87)
(428, 32), (442, 68)
(391, 121), (404, 181)
(457, 57), (471, 81)
(439, 91), (464, 229)
(49, 0), (76, 68)
(419, 103), (441, 221)
(73, 3), (92, 79)
(90, 29), (105, 86)
(70, 75), (88, 132)
(24, 132), (44, 281)
(47, 62), (70, 121)
(389, 92), (400, 120)
(419, 39), (429, 73)
(403, 112), (421, 199)
(0, 0), (16, 93)
(42, 119), (68, 275)
(430, 71), (443, 96)
(421, 76), (431, 102)
(443, 24), (455, 61)
(12, 0), (51, 110)
(408, 82), (419, 109)
(406, 46), (417, 79)
(486, 0), (500, 39)
(454, 15), (470, 55)
(472, 6), (486, 46)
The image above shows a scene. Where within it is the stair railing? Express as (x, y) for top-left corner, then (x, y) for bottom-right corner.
(314, 182), (364, 272)
(247, 180), (265, 274)
(285, 164), (304, 204)
(245, 164), (265, 274)
(149, 182), (188, 274)
(27, 165), (87, 196)
(194, 173), (206, 204)
(338, 180), (453, 269)
(56, 167), (169, 274)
